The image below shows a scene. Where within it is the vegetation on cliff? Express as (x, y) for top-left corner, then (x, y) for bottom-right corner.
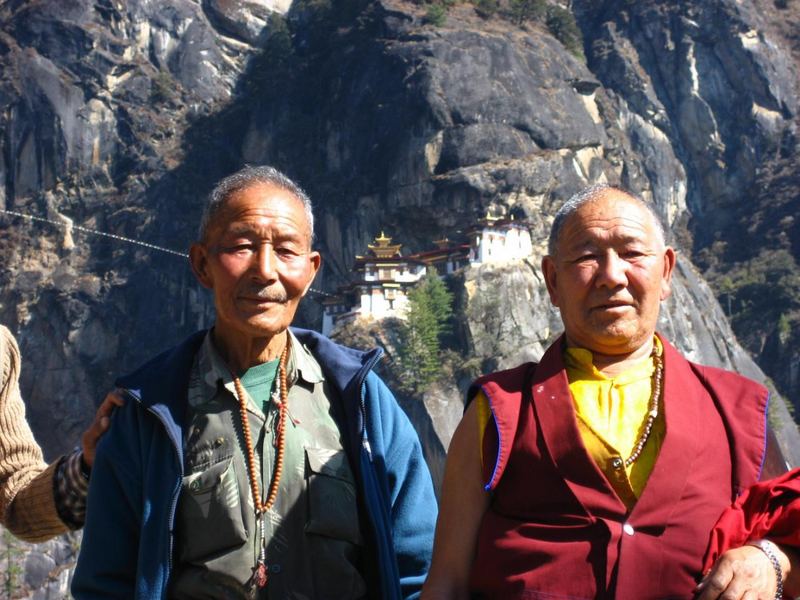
(418, 0), (584, 57)
(696, 154), (800, 401)
(395, 272), (454, 394)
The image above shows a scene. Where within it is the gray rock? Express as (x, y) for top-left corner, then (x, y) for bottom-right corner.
(202, 0), (274, 45)
(461, 259), (557, 372)
(24, 552), (55, 590)
(575, 0), (797, 222)
(437, 123), (539, 173)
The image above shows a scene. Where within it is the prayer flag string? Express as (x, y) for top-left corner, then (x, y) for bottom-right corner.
(0, 207), (336, 298)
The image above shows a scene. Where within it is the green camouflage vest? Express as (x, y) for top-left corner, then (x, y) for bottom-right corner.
(169, 331), (366, 599)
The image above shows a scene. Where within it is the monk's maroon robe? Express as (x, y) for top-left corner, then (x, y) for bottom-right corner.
(469, 334), (769, 599)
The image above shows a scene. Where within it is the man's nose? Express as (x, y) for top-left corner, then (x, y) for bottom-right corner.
(252, 243), (278, 280)
(596, 252), (628, 288)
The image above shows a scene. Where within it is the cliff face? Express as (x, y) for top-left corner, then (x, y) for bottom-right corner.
(0, 0), (259, 452)
(576, 0), (796, 223)
(253, 2), (688, 278)
(3, 0), (800, 594)
(0, 0), (798, 465)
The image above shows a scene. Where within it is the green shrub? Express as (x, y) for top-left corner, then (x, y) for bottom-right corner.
(473, 0), (498, 18)
(150, 69), (174, 104)
(2, 529), (24, 598)
(546, 5), (584, 58)
(509, 0), (546, 25)
(426, 4), (447, 26)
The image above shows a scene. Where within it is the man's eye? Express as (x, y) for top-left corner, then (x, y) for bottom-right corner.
(574, 254), (597, 263)
(222, 244), (255, 254)
(275, 247), (300, 259)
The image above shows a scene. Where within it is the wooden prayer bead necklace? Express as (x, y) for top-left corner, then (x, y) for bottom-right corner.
(231, 333), (290, 588)
(624, 345), (663, 468)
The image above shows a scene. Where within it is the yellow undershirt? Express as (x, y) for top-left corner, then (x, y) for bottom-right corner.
(477, 338), (665, 510)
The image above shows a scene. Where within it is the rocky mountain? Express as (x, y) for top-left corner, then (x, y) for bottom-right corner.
(2, 0), (800, 593)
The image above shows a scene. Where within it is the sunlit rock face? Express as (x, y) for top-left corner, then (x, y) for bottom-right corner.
(0, 0), (275, 453)
(574, 0), (797, 225)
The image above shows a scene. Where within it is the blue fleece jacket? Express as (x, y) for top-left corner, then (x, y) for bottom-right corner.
(72, 328), (436, 599)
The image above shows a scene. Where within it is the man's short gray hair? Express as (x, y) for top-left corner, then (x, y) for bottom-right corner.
(547, 184), (666, 256)
(198, 165), (315, 245)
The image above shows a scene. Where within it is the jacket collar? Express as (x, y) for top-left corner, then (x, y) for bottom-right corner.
(192, 329), (327, 410)
(290, 327), (384, 398)
(115, 330), (205, 416)
(114, 327), (383, 425)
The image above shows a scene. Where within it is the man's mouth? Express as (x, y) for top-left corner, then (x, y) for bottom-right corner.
(592, 301), (633, 311)
(239, 289), (288, 304)
(240, 297), (287, 304)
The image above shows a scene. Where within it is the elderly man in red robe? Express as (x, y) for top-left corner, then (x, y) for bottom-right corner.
(422, 185), (800, 599)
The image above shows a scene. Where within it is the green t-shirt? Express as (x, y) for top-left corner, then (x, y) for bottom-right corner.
(239, 358), (280, 410)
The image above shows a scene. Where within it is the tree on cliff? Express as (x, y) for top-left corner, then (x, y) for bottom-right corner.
(509, 0), (546, 25)
(397, 272), (454, 394)
(545, 5), (584, 58)
(504, 1), (583, 58)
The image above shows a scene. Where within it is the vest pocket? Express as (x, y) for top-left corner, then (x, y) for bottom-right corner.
(304, 446), (361, 545)
(304, 446), (366, 599)
(176, 456), (247, 563)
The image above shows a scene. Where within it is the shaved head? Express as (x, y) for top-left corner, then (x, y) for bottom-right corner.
(548, 185), (666, 256)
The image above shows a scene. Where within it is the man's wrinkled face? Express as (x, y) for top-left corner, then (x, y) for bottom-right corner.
(190, 183), (320, 342)
(542, 191), (676, 356)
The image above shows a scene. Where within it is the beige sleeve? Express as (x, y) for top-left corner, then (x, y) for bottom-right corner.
(0, 325), (68, 541)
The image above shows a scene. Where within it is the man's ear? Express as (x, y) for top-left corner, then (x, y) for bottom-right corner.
(660, 247), (677, 301)
(302, 251), (322, 296)
(189, 243), (214, 290)
(542, 255), (560, 307)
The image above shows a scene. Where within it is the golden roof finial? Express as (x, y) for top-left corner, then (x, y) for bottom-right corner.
(484, 209), (500, 222)
(368, 231), (402, 258)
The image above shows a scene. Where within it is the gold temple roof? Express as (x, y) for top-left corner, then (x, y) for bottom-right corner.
(367, 231), (403, 258)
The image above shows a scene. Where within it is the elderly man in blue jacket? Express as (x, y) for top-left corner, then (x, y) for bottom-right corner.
(72, 165), (436, 600)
